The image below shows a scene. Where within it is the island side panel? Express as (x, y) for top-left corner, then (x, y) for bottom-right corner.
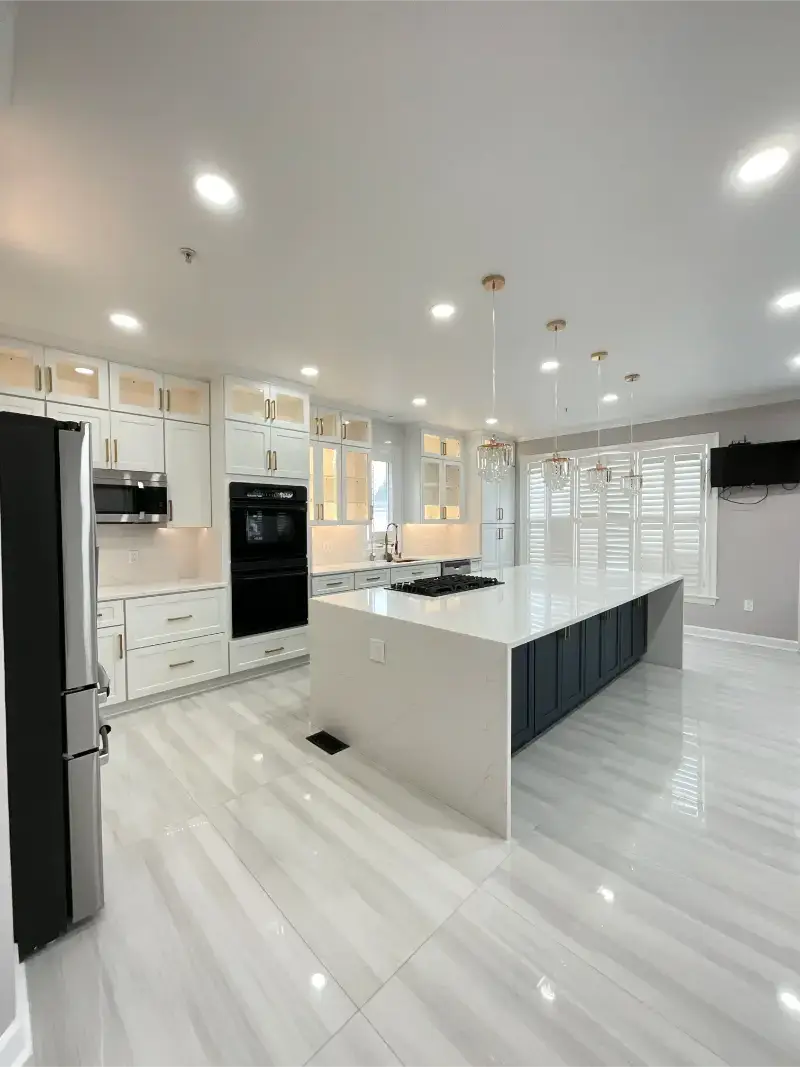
(642, 578), (684, 669)
(310, 598), (511, 838)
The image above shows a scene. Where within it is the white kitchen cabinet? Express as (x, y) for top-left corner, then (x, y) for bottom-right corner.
(390, 562), (442, 583)
(270, 384), (310, 432)
(97, 626), (126, 706)
(406, 426), (465, 523)
(310, 442), (340, 524)
(44, 350), (109, 410)
(47, 402), (111, 469)
(110, 363), (164, 416)
(481, 524), (515, 568)
(342, 445), (371, 523)
(270, 426), (310, 480)
(354, 568), (391, 589)
(311, 573), (356, 597)
(110, 411), (165, 472)
(125, 588), (226, 649)
(481, 468), (515, 523)
(225, 420), (271, 477)
(163, 375), (209, 424)
(421, 429), (462, 459)
(0, 339), (45, 399)
(229, 627), (309, 673)
(96, 599), (124, 628)
(225, 377), (269, 424)
(311, 406), (341, 443)
(341, 413), (371, 449)
(165, 421), (211, 527)
(0, 395), (45, 418)
(126, 633), (228, 700)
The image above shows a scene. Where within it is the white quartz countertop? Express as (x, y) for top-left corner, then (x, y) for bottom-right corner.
(98, 579), (227, 602)
(311, 554), (479, 576)
(312, 564), (683, 648)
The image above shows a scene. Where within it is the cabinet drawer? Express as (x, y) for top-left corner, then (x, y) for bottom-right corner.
(229, 627), (308, 673)
(126, 634), (228, 700)
(354, 568), (391, 589)
(96, 599), (124, 628)
(311, 573), (355, 597)
(125, 588), (226, 649)
(390, 563), (441, 583)
(97, 625), (126, 706)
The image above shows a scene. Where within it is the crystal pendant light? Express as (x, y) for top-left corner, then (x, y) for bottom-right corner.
(542, 319), (572, 491)
(620, 373), (644, 495)
(586, 351), (613, 494)
(477, 274), (514, 483)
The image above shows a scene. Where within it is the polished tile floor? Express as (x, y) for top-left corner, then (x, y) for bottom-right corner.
(27, 638), (800, 1065)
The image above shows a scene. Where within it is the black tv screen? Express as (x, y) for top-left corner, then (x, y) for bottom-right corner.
(710, 440), (800, 488)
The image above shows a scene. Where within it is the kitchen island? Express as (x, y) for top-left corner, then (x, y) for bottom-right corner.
(309, 564), (683, 838)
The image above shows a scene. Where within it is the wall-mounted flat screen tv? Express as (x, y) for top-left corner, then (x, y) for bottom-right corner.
(709, 440), (800, 488)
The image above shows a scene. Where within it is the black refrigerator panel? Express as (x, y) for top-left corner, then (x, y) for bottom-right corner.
(0, 413), (70, 957)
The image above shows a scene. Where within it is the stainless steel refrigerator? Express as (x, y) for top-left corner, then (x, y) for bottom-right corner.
(0, 412), (109, 959)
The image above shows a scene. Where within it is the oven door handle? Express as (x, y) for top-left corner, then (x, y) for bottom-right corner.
(232, 569), (309, 581)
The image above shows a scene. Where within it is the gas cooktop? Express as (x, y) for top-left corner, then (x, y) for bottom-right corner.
(392, 574), (504, 597)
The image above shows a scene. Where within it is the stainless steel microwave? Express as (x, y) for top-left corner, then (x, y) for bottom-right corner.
(93, 469), (168, 524)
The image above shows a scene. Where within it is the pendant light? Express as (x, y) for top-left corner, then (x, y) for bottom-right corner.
(620, 373), (643, 495)
(542, 319), (572, 491)
(585, 350), (613, 494)
(476, 273), (514, 482)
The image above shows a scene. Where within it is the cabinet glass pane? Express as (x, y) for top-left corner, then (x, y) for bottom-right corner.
(318, 411), (339, 438)
(422, 432), (442, 456)
(118, 371), (158, 411)
(343, 417), (370, 445)
(273, 390), (305, 426)
(51, 356), (102, 402)
(322, 447), (339, 521)
(230, 384), (265, 419)
(168, 384), (204, 417)
(422, 459), (441, 520)
(443, 437), (461, 459)
(344, 449), (368, 522)
(443, 464), (461, 519)
(0, 345), (39, 393)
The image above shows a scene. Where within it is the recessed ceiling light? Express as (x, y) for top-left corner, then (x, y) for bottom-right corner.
(779, 990), (800, 1014)
(430, 303), (456, 320)
(541, 360), (559, 372)
(384, 440), (392, 445)
(74, 367), (95, 376)
(300, 366), (319, 378)
(773, 290), (800, 311)
(109, 311), (143, 333)
(485, 417), (498, 425)
(412, 397), (427, 407)
(787, 354), (800, 369)
(737, 145), (791, 185)
(602, 393), (619, 403)
(194, 171), (238, 209)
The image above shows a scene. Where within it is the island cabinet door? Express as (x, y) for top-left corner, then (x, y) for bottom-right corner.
(632, 596), (648, 660)
(583, 614), (603, 698)
(618, 600), (635, 670)
(558, 623), (585, 714)
(531, 632), (560, 736)
(511, 644), (534, 753)
(600, 607), (620, 685)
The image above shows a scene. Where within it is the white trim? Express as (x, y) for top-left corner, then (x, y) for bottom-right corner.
(0, 952), (31, 1067)
(685, 624), (798, 652)
(684, 594), (718, 605)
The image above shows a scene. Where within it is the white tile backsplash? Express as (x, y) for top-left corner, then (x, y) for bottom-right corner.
(310, 522), (480, 567)
(97, 526), (208, 586)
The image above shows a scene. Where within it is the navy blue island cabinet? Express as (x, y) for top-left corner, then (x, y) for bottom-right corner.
(511, 595), (648, 755)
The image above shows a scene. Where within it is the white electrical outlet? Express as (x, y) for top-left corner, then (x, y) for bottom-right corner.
(744, 599), (753, 612)
(128, 550), (139, 564)
(369, 638), (385, 664)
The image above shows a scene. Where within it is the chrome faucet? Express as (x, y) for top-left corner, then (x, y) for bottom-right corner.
(384, 523), (400, 562)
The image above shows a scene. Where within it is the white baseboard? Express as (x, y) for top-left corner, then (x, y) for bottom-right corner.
(0, 952), (31, 1067)
(685, 624), (799, 652)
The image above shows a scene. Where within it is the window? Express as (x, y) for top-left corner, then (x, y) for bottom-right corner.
(370, 458), (392, 534)
(523, 433), (718, 600)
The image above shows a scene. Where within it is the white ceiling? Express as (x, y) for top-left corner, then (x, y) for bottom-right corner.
(3, 2), (800, 438)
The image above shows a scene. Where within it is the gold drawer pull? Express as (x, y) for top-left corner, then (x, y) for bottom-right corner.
(263, 646), (285, 656)
(166, 614), (193, 622)
(169, 659), (195, 669)
(118, 633), (124, 659)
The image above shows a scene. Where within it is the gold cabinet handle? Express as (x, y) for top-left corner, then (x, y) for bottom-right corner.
(117, 633), (124, 659)
(443, 505), (447, 519)
(158, 386), (163, 411)
(113, 439), (119, 465)
(46, 366), (53, 393)
(263, 646), (285, 656)
(166, 614), (193, 622)
(272, 449), (277, 471)
(342, 422), (347, 440)
(168, 499), (173, 522)
(265, 397), (270, 421)
(104, 438), (110, 464)
(165, 388), (171, 412)
(35, 365), (43, 392)
(168, 659), (195, 669)
(273, 399), (278, 421)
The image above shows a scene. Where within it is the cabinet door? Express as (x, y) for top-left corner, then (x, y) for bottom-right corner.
(269, 385), (309, 432)
(511, 643), (534, 753)
(532, 632), (560, 736)
(341, 413), (371, 448)
(583, 613), (603, 698)
(342, 445), (371, 523)
(499, 469), (515, 523)
(164, 375), (209, 424)
(110, 411), (165, 472)
(442, 461), (462, 521)
(271, 427), (310, 480)
(618, 600), (635, 670)
(224, 420), (270, 477)
(310, 442), (340, 523)
(110, 364), (164, 416)
(47, 402), (111, 469)
(165, 421), (211, 527)
(421, 458), (443, 521)
(225, 377), (268, 424)
(483, 481), (503, 523)
(312, 406), (340, 442)
(421, 430), (442, 457)
(632, 596), (648, 660)
(0, 339), (45, 399)
(0, 395), (46, 418)
(481, 524), (500, 567)
(442, 436), (462, 459)
(558, 623), (585, 714)
(97, 627), (126, 706)
(498, 524), (515, 566)
(44, 350), (109, 410)
(600, 607), (620, 684)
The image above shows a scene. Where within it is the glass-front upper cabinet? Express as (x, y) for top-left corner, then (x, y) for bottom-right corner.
(164, 375), (209, 424)
(312, 406), (341, 443)
(341, 413), (371, 448)
(0, 339), (44, 399)
(442, 460), (462, 520)
(310, 442), (340, 524)
(44, 350), (109, 410)
(270, 385), (310, 432)
(225, 377), (269, 424)
(421, 429), (462, 458)
(110, 364), (164, 416)
(342, 446), (371, 523)
(421, 458), (442, 521)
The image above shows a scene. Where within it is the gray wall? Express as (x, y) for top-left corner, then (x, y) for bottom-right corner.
(518, 399), (800, 642)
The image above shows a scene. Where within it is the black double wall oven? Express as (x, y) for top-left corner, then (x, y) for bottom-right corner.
(229, 482), (309, 639)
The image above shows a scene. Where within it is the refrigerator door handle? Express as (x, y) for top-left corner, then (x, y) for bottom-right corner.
(98, 722), (111, 767)
(97, 663), (110, 703)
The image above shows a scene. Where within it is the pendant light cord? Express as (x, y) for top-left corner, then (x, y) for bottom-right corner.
(596, 359), (601, 461)
(491, 286), (497, 421)
(553, 328), (559, 456)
